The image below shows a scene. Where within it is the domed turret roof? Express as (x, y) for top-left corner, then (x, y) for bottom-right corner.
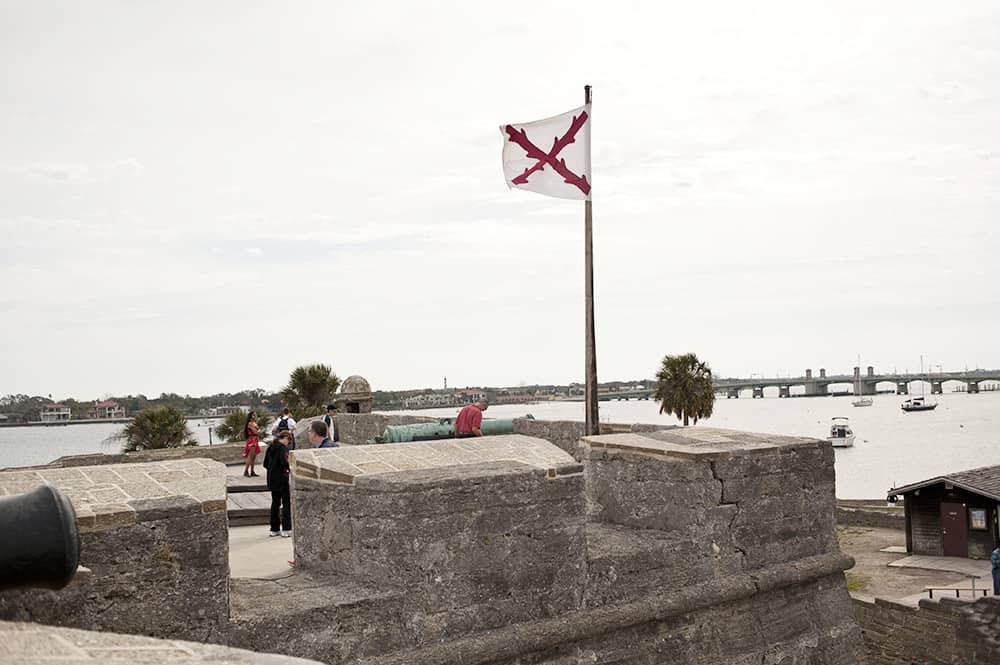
(340, 375), (371, 394)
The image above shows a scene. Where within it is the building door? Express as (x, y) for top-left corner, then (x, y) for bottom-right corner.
(940, 502), (968, 557)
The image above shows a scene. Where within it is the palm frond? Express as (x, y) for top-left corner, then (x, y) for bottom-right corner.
(280, 364), (341, 417)
(115, 406), (195, 452)
(654, 353), (716, 426)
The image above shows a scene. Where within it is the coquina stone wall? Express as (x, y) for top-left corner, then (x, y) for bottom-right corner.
(0, 423), (875, 664)
(854, 595), (1000, 664)
(835, 501), (905, 529)
(0, 459), (230, 643)
(228, 427), (866, 664)
(512, 418), (585, 457)
(511, 418), (678, 458)
(16, 441), (247, 470)
(295, 413), (438, 447)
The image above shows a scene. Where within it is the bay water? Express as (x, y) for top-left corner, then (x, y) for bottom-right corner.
(395, 392), (1000, 499)
(2, 394), (998, 499)
(0, 419), (221, 469)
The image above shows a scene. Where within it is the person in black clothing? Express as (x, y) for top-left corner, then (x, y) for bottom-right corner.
(263, 429), (292, 537)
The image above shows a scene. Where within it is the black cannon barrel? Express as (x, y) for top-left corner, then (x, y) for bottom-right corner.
(0, 485), (80, 592)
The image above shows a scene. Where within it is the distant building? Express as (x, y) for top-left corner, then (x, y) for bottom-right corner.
(39, 404), (72, 422)
(459, 389), (486, 404)
(494, 391), (534, 405)
(212, 406), (249, 416)
(403, 392), (456, 409)
(88, 400), (126, 420)
(888, 465), (1000, 559)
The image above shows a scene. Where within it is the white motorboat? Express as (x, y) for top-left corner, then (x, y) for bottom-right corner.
(827, 417), (855, 448)
(901, 396), (937, 412)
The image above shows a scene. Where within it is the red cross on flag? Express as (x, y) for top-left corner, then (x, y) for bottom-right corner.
(500, 104), (591, 201)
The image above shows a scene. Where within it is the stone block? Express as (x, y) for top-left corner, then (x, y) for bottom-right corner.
(0, 620), (324, 664)
(0, 459), (230, 641)
(512, 419), (585, 458)
(291, 436), (588, 637)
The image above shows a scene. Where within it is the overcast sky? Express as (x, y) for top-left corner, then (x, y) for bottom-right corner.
(2, 1), (998, 399)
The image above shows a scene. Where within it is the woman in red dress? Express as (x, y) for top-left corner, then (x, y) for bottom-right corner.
(242, 411), (262, 477)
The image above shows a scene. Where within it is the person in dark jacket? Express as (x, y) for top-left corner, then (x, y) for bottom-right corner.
(263, 430), (292, 537)
(992, 546), (1000, 595)
(308, 420), (338, 449)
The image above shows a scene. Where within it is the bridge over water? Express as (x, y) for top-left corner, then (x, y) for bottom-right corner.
(713, 367), (1000, 398)
(594, 368), (1000, 402)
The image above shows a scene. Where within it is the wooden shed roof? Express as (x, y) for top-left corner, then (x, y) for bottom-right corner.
(890, 464), (1000, 502)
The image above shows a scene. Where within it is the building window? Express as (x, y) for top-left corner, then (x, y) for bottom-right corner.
(970, 508), (988, 531)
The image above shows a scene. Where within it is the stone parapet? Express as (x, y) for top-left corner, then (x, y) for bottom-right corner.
(0, 620), (322, 664)
(511, 418), (679, 459)
(0, 459), (229, 641)
(582, 428), (838, 571)
(854, 595), (1000, 664)
(226, 428), (868, 663)
(837, 499), (906, 531)
(290, 434), (579, 483)
(512, 418), (585, 457)
(289, 436), (586, 641)
(18, 441), (246, 470)
(332, 413), (438, 446)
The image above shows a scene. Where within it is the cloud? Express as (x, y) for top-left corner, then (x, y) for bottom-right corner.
(0, 159), (142, 184)
(245, 247), (263, 257)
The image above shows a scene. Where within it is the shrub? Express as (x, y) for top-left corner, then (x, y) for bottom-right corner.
(214, 410), (273, 443)
(116, 406), (195, 452)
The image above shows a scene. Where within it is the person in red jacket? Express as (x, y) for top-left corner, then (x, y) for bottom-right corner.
(454, 400), (489, 437)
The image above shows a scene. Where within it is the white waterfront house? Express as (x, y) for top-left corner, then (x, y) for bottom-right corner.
(88, 400), (126, 419)
(39, 404), (72, 422)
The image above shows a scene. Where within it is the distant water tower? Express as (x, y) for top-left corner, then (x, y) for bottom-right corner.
(444, 376), (448, 390)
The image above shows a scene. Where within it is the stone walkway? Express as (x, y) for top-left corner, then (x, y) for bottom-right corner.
(226, 463), (271, 526)
(229, 524), (294, 580)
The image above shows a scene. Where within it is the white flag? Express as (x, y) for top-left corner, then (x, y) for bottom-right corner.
(500, 104), (591, 201)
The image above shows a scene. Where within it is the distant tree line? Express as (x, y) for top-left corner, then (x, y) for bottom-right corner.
(3, 372), (664, 422)
(0, 389), (282, 424)
(371, 379), (656, 410)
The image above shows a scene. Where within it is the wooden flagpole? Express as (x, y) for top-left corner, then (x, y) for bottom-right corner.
(584, 84), (599, 436)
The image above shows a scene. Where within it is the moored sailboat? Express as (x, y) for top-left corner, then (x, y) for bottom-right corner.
(901, 355), (938, 412)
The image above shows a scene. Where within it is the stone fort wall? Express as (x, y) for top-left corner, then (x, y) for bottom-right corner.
(854, 595), (1000, 664)
(0, 422), (868, 664)
(238, 427), (866, 663)
(0, 459), (229, 643)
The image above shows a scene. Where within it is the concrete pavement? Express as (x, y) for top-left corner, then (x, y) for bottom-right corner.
(888, 554), (994, 605)
(229, 525), (294, 580)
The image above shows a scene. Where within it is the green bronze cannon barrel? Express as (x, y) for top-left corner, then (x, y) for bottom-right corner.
(378, 421), (454, 444)
(479, 417), (527, 436)
(376, 415), (533, 443)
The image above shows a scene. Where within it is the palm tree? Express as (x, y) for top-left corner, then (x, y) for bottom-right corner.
(215, 410), (273, 443)
(116, 406), (195, 452)
(281, 364), (340, 418)
(654, 353), (716, 426)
